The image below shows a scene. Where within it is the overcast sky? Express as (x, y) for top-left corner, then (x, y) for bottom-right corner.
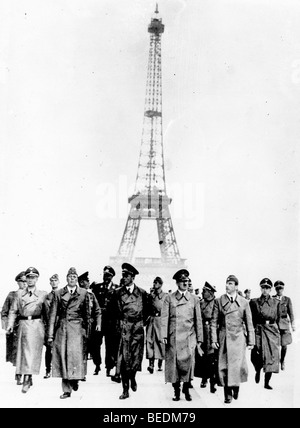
(1, 0), (300, 305)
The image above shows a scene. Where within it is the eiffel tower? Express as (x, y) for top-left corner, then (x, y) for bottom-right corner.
(110, 6), (186, 289)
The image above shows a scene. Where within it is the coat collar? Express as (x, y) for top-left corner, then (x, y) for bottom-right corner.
(220, 293), (242, 309)
(22, 287), (39, 297)
(175, 290), (190, 301)
(258, 294), (272, 306)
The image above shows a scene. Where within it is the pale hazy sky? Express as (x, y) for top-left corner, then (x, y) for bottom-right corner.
(1, 0), (300, 305)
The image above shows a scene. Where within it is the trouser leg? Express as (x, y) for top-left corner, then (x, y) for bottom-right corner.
(45, 345), (52, 373)
(281, 346), (287, 363)
(62, 379), (73, 394)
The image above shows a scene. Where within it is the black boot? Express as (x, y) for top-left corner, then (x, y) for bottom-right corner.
(111, 374), (121, 383)
(158, 359), (163, 371)
(182, 382), (192, 401)
(106, 368), (111, 377)
(119, 374), (129, 399)
(264, 372), (273, 390)
(281, 346), (287, 370)
(16, 374), (23, 385)
(147, 358), (154, 374)
(130, 372), (137, 392)
(210, 379), (217, 393)
(232, 386), (239, 400)
(172, 382), (180, 401)
(22, 375), (32, 393)
(93, 365), (100, 375)
(201, 378), (207, 388)
(224, 386), (232, 404)
(255, 369), (261, 384)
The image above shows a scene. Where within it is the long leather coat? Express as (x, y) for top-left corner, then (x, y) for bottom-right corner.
(250, 295), (280, 373)
(146, 289), (167, 360)
(48, 286), (98, 380)
(161, 290), (203, 383)
(7, 287), (48, 375)
(111, 284), (150, 374)
(211, 294), (255, 387)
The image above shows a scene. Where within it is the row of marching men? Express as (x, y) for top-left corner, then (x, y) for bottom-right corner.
(0, 265), (295, 404)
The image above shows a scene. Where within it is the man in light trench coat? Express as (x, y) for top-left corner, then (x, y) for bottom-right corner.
(211, 275), (255, 404)
(7, 267), (48, 393)
(161, 269), (203, 402)
(47, 267), (101, 399)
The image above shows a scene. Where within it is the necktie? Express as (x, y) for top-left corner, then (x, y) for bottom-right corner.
(28, 291), (32, 297)
(230, 297), (234, 303)
(181, 293), (185, 299)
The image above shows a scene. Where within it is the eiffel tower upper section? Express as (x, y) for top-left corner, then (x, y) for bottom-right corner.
(110, 6), (186, 280)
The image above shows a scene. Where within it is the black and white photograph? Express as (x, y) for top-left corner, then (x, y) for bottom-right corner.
(0, 0), (299, 412)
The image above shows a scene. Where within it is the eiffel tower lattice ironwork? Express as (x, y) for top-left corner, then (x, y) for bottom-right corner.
(110, 6), (186, 283)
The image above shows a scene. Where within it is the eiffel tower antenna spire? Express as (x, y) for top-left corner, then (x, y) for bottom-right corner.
(110, 8), (186, 286)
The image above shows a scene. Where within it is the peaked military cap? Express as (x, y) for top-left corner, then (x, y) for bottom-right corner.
(50, 273), (59, 281)
(260, 278), (273, 288)
(173, 269), (189, 281)
(103, 265), (115, 277)
(226, 275), (239, 285)
(274, 280), (284, 289)
(122, 263), (139, 276)
(154, 276), (163, 285)
(15, 271), (26, 282)
(67, 267), (78, 276)
(244, 289), (251, 293)
(25, 267), (39, 277)
(78, 271), (89, 283)
(203, 281), (217, 292)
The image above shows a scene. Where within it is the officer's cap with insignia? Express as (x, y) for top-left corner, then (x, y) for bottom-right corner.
(122, 263), (139, 276)
(173, 269), (189, 282)
(203, 281), (217, 293)
(259, 278), (273, 288)
(78, 271), (89, 283)
(67, 267), (78, 277)
(103, 265), (115, 277)
(226, 275), (239, 285)
(25, 267), (39, 277)
(274, 280), (284, 289)
(15, 271), (26, 282)
(50, 273), (59, 281)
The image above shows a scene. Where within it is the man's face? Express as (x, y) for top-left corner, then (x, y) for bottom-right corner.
(122, 271), (134, 286)
(80, 279), (90, 290)
(26, 275), (38, 287)
(275, 287), (283, 297)
(177, 277), (189, 292)
(17, 276), (27, 290)
(226, 280), (236, 294)
(202, 288), (212, 300)
(67, 274), (78, 287)
(103, 272), (113, 284)
(50, 279), (59, 290)
(153, 281), (161, 291)
(260, 285), (271, 297)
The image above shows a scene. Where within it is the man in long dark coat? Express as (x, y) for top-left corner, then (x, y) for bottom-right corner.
(161, 269), (203, 402)
(146, 276), (167, 373)
(90, 265), (119, 376)
(110, 263), (151, 400)
(194, 281), (218, 393)
(273, 280), (295, 371)
(211, 274), (255, 404)
(250, 278), (281, 390)
(7, 267), (48, 393)
(47, 267), (101, 399)
(1, 271), (27, 383)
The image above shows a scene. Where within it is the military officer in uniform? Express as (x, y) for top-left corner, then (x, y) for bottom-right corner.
(161, 269), (203, 402)
(211, 275), (255, 404)
(146, 277), (167, 374)
(110, 263), (151, 399)
(90, 265), (119, 377)
(250, 278), (280, 390)
(47, 267), (101, 399)
(78, 271), (101, 380)
(273, 280), (295, 371)
(7, 267), (48, 393)
(194, 281), (218, 393)
(1, 271), (27, 384)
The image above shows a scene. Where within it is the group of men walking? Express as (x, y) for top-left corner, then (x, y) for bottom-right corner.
(1, 264), (295, 404)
